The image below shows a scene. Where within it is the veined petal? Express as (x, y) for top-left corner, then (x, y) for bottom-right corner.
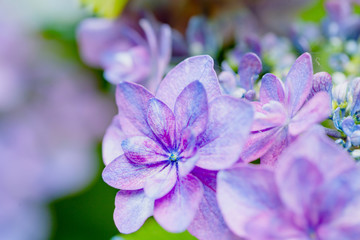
(289, 92), (331, 137)
(189, 168), (240, 240)
(259, 73), (285, 104)
(174, 81), (208, 137)
(285, 52), (313, 117)
(238, 52), (262, 91)
(102, 155), (164, 190)
(144, 164), (177, 199)
(240, 127), (280, 163)
(102, 116), (126, 165)
(196, 96), (254, 170)
(156, 55), (221, 110)
(260, 128), (289, 166)
(116, 82), (155, 138)
(308, 72), (332, 100)
(122, 136), (168, 164)
(217, 166), (282, 237)
(252, 101), (287, 132)
(276, 157), (324, 217)
(154, 174), (203, 233)
(147, 98), (176, 148)
(351, 78), (360, 116)
(114, 190), (154, 234)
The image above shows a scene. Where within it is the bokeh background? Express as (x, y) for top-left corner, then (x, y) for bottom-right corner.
(0, 0), (354, 239)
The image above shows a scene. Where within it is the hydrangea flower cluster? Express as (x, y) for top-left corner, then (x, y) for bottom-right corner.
(75, 0), (360, 239)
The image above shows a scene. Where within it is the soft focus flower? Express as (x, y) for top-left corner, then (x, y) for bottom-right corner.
(217, 128), (360, 239)
(240, 53), (332, 165)
(77, 15), (171, 92)
(102, 55), (253, 239)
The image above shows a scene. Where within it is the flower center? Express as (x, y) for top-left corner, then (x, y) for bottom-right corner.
(168, 152), (179, 162)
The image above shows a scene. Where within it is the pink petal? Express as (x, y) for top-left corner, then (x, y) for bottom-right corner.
(116, 82), (155, 138)
(154, 174), (203, 233)
(276, 157), (324, 217)
(102, 116), (126, 165)
(174, 81), (208, 137)
(156, 55), (221, 110)
(260, 128), (289, 166)
(102, 155), (164, 190)
(217, 166), (282, 237)
(289, 91), (331, 137)
(251, 101), (287, 132)
(114, 189), (154, 234)
(196, 96), (254, 170)
(122, 136), (168, 164)
(144, 165), (177, 199)
(285, 52), (313, 117)
(147, 98), (176, 148)
(188, 168), (240, 240)
(259, 73), (285, 104)
(240, 127), (280, 163)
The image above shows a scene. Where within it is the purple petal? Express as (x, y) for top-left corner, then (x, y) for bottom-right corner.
(238, 52), (262, 91)
(276, 157), (324, 217)
(285, 52), (313, 117)
(245, 210), (304, 239)
(351, 78), (360, 116)
(102, 155), (164, 190)
(122, 136), (168, 164)
(251, 101), (287, 132)
(217, 166), (282, 237)
(289, 92), (331, 137)
(259, 73), (285, 104)
(308, 72), (332, 100)
(102, 116), (126, 165)
(174, 81), (208, 137)
(147, 98), (176, 148)
(240, 127), (280, 163)
(178, 155), (199, 177)
(114, 190), (154, 234)
(144, 165), (177, 199)
(196, 96), (254, 170)
(341, 117), (355, 136)
(154, 174), (203, 233)
(156, 55), (221, 110)
(116, 82), (155, 138)
(277, 128), (355, 186)
(260, 128), (289, 166)
(219, 71), (237, 94)
(189, 168), (240, 240)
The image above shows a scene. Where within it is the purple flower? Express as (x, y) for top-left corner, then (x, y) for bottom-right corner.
(219, 52), (262, 99)
(217, 128), (360, 239)
(240, 53), (332, 166)
(77, 16), (171, 92)
(102, 55), (254, 238)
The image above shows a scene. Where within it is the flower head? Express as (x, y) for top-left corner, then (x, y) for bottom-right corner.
(102, 55), (254, 237)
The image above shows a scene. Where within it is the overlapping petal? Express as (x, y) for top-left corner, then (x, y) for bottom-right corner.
(196, 96), (254, 170)
(174, 81), (208, 137)
(156, 55), (221, 110)
(102, 155), (164, 190)
(144, 164), (177, 199)
(154, 174), (203, 233)
(217, 165), (282, 237)
(308, 72), (332, 100)
(289, 91), (331, 136)
(114, 190), (154, 234)
(147, 98), (176, 148)
(115, 82), (155, 138)
(122, 136), (168, 164)
(102, 116), (126, 165)
(259, 73), (285, 104)
(238, 52), (262, 91)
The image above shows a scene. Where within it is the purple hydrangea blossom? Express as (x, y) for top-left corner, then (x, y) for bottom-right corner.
(240, 53), (332, 166)
(102, 55), (254, 238)
(217, 127), (360, 240)
(77, 16), (171, 92)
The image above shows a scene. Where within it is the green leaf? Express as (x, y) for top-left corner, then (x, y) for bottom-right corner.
(113, 218), (196, 240)
(80, 0), (128, 18)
